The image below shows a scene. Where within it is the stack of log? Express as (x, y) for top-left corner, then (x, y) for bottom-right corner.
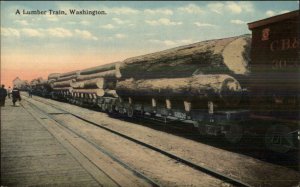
(48, 73), (60, 83)
(71, 62), (118, 97)
(114, 35), (250, 107)
(116, 35), (251, 80)
(116, 74), (242, 106)
(50, 70), (79, 91)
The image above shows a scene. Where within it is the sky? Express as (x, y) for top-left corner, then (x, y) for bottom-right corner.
(1, 1), (298, 87)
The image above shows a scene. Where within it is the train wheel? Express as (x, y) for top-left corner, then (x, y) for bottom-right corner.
(225, 124), (243, 144)
(264, 125), (294, 153)
(127, 105), (134, 118)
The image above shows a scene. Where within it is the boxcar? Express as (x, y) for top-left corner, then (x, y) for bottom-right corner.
(248, 10), (299, 153)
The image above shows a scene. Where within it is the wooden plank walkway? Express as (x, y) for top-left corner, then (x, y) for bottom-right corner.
(1, 99), (101, 186)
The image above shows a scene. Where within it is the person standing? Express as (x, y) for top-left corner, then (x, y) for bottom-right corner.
(7, 86), (12, 98)
(0, 85), (7, 107)
(12, 86), (21, 106)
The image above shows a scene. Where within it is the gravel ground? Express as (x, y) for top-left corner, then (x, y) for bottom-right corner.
(29, 96), (300, 187)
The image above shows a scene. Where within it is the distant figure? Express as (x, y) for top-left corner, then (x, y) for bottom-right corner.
(12, 87), (21, 106)
(28, 87), (33, 98)
(0, 85), (8, 107)
(7, 86), (12, 98)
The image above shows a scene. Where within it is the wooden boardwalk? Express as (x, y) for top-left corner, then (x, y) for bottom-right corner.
(1, 99), (100, 186)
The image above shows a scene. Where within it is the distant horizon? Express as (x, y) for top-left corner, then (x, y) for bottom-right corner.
(1, 1), (298, 87)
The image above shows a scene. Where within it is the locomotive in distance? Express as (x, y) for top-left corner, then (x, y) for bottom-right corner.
(28, 10), (299, 154)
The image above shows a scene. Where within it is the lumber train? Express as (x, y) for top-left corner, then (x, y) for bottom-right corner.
(30, 10), (299, 153)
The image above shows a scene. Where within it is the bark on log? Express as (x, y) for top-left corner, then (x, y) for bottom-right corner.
(70, 78), (104, 89)
(59, 70), (80, 78)
(53, 80), (74, 88)
(76, 70), (116, 81)
(79, 62), (117, 75)
(72, 88), (105, 97)
(116, 74), (242, 105)
(48, 73), (60, 80)
(56, 75), (78, 82)
(116, 35), (251, 79)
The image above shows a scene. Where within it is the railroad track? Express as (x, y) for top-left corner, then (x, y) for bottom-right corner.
(24, 96), (251, 187)
(22, 99), (160, 187)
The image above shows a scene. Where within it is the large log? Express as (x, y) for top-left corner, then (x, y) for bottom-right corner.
(116, 74), (242, 105)
(59, 70), (80, 78)
(71, 78), (104, 89)
(56, 75), (78, 82)
(71, 77), (116, 90)
(53, 80), (74, 88)
(72, 88), (105, 97)
(79, 62), (117, 75)
(55, 75), (77, 82)
(116, 35), (251, 79)
(76, 70), (116, 81)
(48, 73), (60, 80)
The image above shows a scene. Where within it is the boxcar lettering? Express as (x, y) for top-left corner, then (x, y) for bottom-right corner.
(272, 59), (286, 69)
(270, 40), (279, 51)
(292, 37), (299, 48)
(272, 59), (300, 69)
(270, 37), (299, 52)
(281, 39), (291, 50)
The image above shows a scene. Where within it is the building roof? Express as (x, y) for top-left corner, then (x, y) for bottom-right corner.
(248, 10), (299, 30)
